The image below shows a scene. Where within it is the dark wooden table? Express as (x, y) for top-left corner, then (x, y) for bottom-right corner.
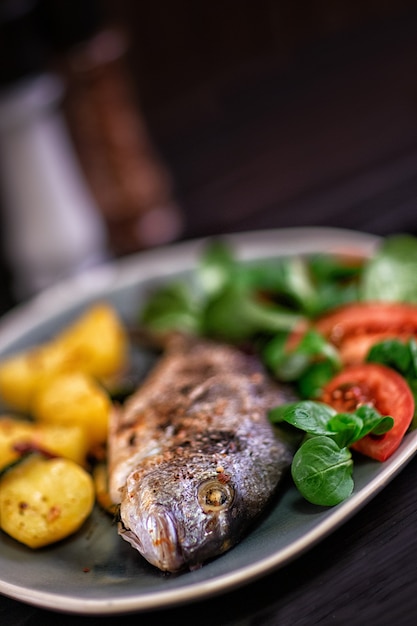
(2, 6), (417, 625)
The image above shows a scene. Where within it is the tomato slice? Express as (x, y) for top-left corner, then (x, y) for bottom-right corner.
(320, 363), (414, 461)
(314, 302), (417, 365)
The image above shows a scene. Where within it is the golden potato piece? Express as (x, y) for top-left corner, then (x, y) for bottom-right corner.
(0, 455), (95, 548)
(0, 342), (67, 413)
(54, 303), (129, 381)
(33, 423), (89, 466)
(32, 372), (111, 450)
(0, 417), (89, 470)
(0, 417), (34, 469)
(93, 463), (118, 516)
(0, 303), (128, 412)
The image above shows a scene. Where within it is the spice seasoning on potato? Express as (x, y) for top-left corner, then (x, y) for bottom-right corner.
(0, 417), (89, 470)
(32, 372), (112, 450)
(0, 455), (95, 548)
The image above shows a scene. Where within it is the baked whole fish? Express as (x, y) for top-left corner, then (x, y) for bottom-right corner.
(108, 336), (296, 572)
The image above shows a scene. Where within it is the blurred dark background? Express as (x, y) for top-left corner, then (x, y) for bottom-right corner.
(117, 0), (417, 235)
(2, 0), (417, 314)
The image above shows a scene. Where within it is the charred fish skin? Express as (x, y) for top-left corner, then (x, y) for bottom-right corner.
(108, 337), (296, 572)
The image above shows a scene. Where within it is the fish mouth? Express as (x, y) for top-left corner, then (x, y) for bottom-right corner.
(119, 504), (184, 572)
(119, 494), (235, 572)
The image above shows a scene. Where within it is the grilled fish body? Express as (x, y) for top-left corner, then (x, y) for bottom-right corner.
(108, 336), (296, 572)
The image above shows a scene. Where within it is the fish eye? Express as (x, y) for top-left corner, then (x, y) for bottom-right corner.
(198, 479), (234, 512)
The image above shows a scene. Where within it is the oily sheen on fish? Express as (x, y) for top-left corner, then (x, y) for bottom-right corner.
(108, 336), (296, 572)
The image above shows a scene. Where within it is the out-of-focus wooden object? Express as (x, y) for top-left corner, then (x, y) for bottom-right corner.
(61, 27), (183, 256)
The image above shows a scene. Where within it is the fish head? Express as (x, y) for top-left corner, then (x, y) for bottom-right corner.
(119, 463), (243, 572)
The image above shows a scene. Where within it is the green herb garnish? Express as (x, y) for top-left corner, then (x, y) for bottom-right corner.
(269, 401), (394, 506)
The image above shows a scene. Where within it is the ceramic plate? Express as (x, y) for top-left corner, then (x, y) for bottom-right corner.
(1, 227), (417, 615)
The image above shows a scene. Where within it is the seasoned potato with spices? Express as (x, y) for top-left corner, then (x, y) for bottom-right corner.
(0, 303), (128, 412)
(0, 342), (67, 413)
(0, 417), (33, 469)
(53, 303), (129, 381)
(33, 422), (89, 466)
(32, 372), (111, 450)
(0, 455), (95, 548)
(0, 417), (89, 469)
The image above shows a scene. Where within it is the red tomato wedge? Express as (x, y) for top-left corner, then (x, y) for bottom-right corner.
(320, 363), (415, 461)
(314, 302), (417, 365)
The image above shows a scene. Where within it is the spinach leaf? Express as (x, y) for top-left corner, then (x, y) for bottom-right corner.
(307, 253), (363, 315)
(327, 406), (393, 447)
(139, 282), (202, 334)
(366, 337), (417, 422)
(291, 436), (354, 506)
(139, 240), (368, 346)
(197, 240), (236, 297)
(269, 400), (337, 434)
(263, 333), (309, 381)
(297, 360), (337, 399)
(352, 405), (394, 438)
(270, 400), (393, 447)
(250, 256), (317, 315)
(361, 234), (417, 302)
(309, 253), (363, 283)
(197, 241), (308, 342)
(202, 281), (303, 342)
(198, 242), (317, 314)
(366, 338), (417, 380)
(270, 399), (393, 505)
(326, 413), (364, 448)
(263, 329), (341, 395)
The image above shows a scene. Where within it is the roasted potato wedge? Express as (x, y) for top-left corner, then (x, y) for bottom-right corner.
(0, 417), (89, 469)
(53, 303), (129, 381)
(0, 455), (95, 548)
(32, 372), (111, 450)
(0, 417), (33, 469)
(0, 303), (128, 412)
(0, 342), (67, 413)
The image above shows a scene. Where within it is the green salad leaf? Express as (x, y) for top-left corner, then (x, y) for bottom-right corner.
(366, 337), (417, 423)
(270, 401), (393, 448)
(263, 329), (341, 392)
(202, 280), (303, 342)
(290, 436), (354, 506)
(366, 338), (417, 379)
(139, 239), (366, 344)
(361, 234), (417, 302)
(269, 401), (337, 435)
(140, 282), (202, 335)
(197, 240), (237, 297)
(269, 400), (394, 506)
